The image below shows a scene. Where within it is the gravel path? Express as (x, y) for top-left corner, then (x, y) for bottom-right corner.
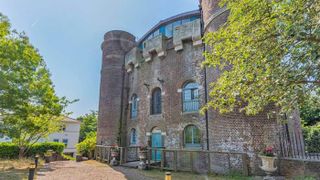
(37, 160), (153, 180)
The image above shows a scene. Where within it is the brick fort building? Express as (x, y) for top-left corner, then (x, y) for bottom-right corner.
(97, 0), (304, 175)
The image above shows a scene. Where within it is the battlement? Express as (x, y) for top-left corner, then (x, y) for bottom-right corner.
(123, 10), (202, 72)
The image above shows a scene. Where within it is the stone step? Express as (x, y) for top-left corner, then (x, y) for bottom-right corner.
(121, 161), (140, 168)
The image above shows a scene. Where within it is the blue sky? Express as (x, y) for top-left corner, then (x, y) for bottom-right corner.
(0, 0), (199, 118)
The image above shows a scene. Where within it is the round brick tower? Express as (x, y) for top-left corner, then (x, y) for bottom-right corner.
(200, 0), (280, 175)
(97, 30), (136, 145)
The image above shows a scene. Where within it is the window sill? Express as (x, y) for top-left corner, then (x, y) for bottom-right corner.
(181, 111), (199, 115)
(150, 113), (162, 116)
(184, 145), (202, 150)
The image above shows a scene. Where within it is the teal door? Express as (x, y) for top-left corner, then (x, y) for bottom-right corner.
(151, 133), (162, 161)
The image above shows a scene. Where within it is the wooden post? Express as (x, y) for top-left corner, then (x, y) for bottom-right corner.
(174, 150), (177, 172)
(124, 147), (128, 164)
(190, 152), (194, 172)
(34, 155), (39, 169)
(119, 148), (123, 165)
(242, 154), (249, 176)
(161, 149), (165, 170)
(102, 147), (106, 162)
(28, 166), (35, 180)
(147, 148), (151, 169)
(107, 148), (111, 163)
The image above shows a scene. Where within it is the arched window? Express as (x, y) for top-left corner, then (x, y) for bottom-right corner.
(130, 94), (138, 118)
(182, 82), (199, 112)
(130, 128), (137, 145)
(151, 88), (162, 114)
(184, 125), (201, 148)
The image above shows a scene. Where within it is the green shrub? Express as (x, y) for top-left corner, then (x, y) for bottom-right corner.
(303, 123), (320, 153)
(0, 142), (19, 158)
(27, 142), (65, 157)
(0, 142), (64, 158)
(62, 153), (76, 161)
(76, 132), (96, 158)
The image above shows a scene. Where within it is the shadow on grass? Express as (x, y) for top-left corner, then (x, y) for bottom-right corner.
(111, 165), (252, 180)
(0, 169), (28, 180)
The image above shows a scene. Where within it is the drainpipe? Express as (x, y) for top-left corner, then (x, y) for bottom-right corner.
(199, 1), (210, 151)
(119, 60), (126, 147)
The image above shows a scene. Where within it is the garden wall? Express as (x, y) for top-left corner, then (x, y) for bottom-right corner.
(279, 158), (320, 178)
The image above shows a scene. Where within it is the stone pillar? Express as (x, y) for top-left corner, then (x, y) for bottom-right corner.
(97, 30), (136, 145)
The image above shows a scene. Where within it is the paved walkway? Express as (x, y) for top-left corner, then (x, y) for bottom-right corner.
(37, 160), (152, 180)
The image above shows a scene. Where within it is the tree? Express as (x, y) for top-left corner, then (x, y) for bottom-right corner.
(77, 111), (97, 142)
(203, 0), (320, 115)
(0, 13), (69, 157)
(302, 123), (320, 153)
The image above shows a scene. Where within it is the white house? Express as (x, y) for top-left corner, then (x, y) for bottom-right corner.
(0, 116), (81, 157)
(39, 117), (81, 157)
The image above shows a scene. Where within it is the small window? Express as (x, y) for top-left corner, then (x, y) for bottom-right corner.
(182, 82), (200, 112)
(151, 88), (162, 115)
(130, 129), (137, 145)
(184, 125), (201, 148)
(53, 139), (59, 142)
(172, 20), (182, 30)
(62, 139), (68, 147)
(131, 94), (138, 119)
(165, 23), (173, 37)
(153, 29), (160, 37)
(182, 18), (191, 24)
(60, 124), (66, 131)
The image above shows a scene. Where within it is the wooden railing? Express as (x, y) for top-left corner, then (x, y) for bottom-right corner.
(95, 145), (249, 175)
(146, 148), (249, 175)
(95, 145), (140, 165)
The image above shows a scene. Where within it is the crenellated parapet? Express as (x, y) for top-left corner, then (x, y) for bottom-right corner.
(173, 19), (202, 51)
(142, 34), (167, 62)
(125, 47), (143, 72)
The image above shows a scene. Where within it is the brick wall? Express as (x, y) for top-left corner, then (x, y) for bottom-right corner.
(125, 40), (206, 149)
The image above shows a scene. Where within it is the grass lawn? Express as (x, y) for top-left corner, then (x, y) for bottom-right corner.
(135, 168), (318, 180)
(0, 158), (43, 180)
(136, 169), (252, 180)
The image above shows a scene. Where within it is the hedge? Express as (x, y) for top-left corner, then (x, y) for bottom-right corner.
(0, 142), (19, 158)
(0, 142), (65, 158)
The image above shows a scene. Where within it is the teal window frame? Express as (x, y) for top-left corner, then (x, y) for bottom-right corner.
(184, 125), (201, 148)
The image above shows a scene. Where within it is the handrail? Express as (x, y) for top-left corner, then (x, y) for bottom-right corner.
(96, 145), (246, 155)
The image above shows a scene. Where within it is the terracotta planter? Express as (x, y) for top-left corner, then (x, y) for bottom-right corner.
(259, 155), (277, 177)
(111, 151), (119, 157)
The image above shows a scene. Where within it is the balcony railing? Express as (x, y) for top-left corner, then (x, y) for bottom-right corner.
(183, 99), (199, 112)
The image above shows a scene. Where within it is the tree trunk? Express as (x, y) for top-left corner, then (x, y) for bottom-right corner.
(19, 146), (26, 159)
